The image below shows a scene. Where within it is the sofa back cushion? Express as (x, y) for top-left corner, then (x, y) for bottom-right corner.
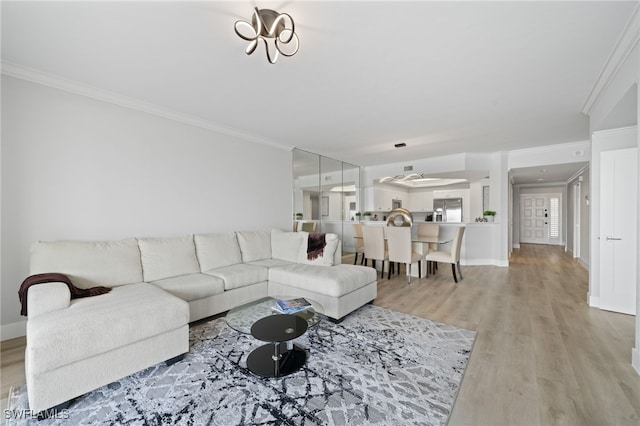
(297, 232), (340, 266)
(30, 238), (143, 289)
(138, 235), (200, 282)
(194, 232), (242, 271)
(271, 229), (304, 263)
(236, 230), (272, 262)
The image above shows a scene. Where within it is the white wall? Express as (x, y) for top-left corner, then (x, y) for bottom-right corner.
(1, 76), (292, 339)
(566, 168), (590, 267)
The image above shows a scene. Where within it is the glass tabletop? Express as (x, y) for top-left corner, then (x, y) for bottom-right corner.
(225, 296), (325, 335)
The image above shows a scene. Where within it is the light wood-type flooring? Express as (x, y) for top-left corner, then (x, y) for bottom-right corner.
(1, 244), (638, 425)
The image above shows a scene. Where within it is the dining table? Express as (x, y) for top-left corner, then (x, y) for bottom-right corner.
(354, 234), (453, 277)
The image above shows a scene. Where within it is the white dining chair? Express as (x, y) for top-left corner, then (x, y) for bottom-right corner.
(386, 226), (423, 284)
(352, 223), (366, 265)
(425, 226), (465, 282)
(362, 225), (389, 279)
(300, 221), (317, 233)
(418, 223), (440, 274)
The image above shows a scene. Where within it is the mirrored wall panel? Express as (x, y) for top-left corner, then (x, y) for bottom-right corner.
(292, 148), (360, 255)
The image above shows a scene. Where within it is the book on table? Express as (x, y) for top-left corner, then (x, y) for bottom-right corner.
(272, 298), (312, 314)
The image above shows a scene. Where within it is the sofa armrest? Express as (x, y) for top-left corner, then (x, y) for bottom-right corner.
(27, 282), (71, 319)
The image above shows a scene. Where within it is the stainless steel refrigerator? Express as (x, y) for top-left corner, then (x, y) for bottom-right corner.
(433, 198), (463, 222)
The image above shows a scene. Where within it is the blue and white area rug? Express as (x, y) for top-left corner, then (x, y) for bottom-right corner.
(6, 305), (476, 425)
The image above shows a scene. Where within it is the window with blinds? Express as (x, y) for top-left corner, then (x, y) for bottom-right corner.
(550, 197), (559, 238)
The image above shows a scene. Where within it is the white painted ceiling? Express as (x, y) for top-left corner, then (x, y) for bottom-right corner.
(2, 1), (637, 183)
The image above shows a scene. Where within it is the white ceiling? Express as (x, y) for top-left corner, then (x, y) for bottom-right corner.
(2, 1), (637, 183)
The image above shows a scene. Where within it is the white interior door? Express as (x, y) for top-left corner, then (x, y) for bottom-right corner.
(521, 196), (548, 244)
(520, 194), (561, 245)
(599, 147), (638, 315)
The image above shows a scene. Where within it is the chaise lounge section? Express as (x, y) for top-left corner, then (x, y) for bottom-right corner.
(24, 228), (377, 413)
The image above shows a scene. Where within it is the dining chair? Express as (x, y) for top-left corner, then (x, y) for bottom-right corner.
(386, 226), (423, 284)
(361, 225), (389, 279)
(293, 221), (299, 232)
(352, 223), (366, 265)
(418, 223), (440, 274)
(301, 221), (317, 232)
(425, 226), (465, 283)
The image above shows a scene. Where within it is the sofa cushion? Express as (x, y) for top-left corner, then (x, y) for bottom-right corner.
(150, 273), (225, 302)
(296, 232), (340, 266)
(236, 229), (272, 262)
(138, 235), (200, 282)
(26, 283), (188, 374)
(203, 264), (268, 291)
(194, 233), (242, 271)
(271, 229), (304, 263)
(248, 259), (295, 269)
(269, 264), (377, 297)
(30, 238), (143, 289)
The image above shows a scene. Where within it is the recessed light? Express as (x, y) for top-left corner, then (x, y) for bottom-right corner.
(540, 168), (548, 173)
(394, 143), (406, 148)
(537, 178), (545, 181)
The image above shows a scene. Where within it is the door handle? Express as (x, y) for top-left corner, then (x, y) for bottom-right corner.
(606, 236), (622, 241)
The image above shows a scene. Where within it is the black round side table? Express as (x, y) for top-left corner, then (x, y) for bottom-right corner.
(248, 314), (308, 378)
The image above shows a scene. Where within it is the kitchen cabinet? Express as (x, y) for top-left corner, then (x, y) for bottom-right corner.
(364, 186), (409, 212)
(374, 187), (388, 211)
(408, 191), (434, 212)
(433, 189), (463, 199)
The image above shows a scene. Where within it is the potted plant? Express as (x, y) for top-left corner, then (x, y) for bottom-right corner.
(363, 211), (373, 220)
(295, 212), (303, 220)
(354, 212), (362, 221)
(483, 210), (496, 222)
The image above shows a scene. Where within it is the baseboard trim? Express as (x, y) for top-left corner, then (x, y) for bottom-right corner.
(588, 294), (600, 308)
(512, 243), (520, 249)
(632, 348), (640, 376)
(577, 258), (589, 270)
(1, 320), (27, 341)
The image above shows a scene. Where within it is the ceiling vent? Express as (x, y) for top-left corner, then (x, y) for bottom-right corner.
(394, 143), (406, 148)
(403, 165), (413, 172)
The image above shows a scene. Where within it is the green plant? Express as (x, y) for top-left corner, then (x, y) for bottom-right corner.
(295, 212), (303, 218)
(364, 211), (373, 216)
(354, 212), (361, 216)
(483, 210), (496, 216)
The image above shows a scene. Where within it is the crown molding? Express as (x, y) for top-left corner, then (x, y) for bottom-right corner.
(508, 140), (590, 157)
(582, 3), (640, 115)
(591, 124), (637, 137)
(1, 61), (291, 152)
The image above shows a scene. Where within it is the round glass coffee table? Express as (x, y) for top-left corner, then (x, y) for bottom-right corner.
(226, 296), (324, 378)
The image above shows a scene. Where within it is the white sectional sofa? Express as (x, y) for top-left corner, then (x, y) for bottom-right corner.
(25, 229), (377, 413)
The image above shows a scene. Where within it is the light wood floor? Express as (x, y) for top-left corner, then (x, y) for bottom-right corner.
(1, 244), (638, 425)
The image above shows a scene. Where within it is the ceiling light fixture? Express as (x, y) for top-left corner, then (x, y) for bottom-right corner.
(378, 175), (467, 187)
(234, 7), (299, 64)
(379, 174), (427, 183)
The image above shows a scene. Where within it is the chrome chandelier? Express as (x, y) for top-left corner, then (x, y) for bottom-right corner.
(234, 7), (299, 64)
(379, 174), (428, 183)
